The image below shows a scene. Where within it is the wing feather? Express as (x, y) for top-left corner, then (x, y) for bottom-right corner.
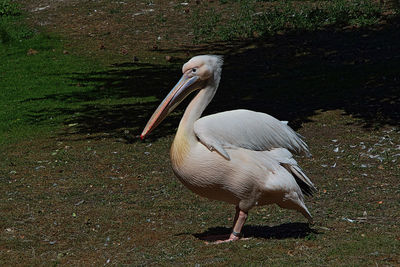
(194, 109), (310, 159)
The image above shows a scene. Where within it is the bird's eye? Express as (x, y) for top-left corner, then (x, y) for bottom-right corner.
(192, 68), (197, 73)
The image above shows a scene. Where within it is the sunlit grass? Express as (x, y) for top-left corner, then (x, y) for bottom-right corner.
(0, 25), (99, 143)
(0, 7), (157, 145)
(192, 0), (390, 42)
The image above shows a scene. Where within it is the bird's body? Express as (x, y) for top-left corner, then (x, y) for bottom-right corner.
(141, 55), (316, 243)
(172, 138), (311, 217)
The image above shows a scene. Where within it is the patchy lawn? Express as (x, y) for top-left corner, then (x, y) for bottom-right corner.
(1, 0), (399, 265)
(1, 111), (399, 265)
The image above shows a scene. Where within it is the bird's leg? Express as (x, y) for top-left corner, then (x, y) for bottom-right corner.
(229, 208), (248, 241)
(212, 206), (248, 244)
(232, 206), (240, 228)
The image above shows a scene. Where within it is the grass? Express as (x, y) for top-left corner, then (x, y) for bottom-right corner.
(0, 2), (159, 145)
(1, 0), (399, 265)
(1, 111), (399, 265)
(0, 0), (19, 17)
(192, 0), (388, 42)
(0, 32), (98, 144)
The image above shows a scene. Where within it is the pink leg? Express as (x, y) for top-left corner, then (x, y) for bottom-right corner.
(232, 206), (240, 228)
(212, 207), (248, 244)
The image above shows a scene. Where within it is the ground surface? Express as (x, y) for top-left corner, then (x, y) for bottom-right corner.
(1, 0), (399, 266)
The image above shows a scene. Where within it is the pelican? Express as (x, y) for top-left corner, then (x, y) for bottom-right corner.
(141, 55), (316, 243)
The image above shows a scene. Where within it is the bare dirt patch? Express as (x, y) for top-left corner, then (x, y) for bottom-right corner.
(23, 0), (198, 63)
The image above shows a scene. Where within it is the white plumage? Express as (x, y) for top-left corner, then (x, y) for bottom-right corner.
(141, 55), (316, 243)
(194, 109), (310, 160)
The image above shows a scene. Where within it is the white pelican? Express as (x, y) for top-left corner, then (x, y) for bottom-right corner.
(141, 55), (316, 243)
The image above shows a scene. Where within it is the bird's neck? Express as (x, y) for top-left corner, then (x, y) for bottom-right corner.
(179, 84), (216, 140)
(171, 83), (216, 166)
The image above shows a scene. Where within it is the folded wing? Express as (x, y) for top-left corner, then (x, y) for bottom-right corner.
(194, 109), (310, 160)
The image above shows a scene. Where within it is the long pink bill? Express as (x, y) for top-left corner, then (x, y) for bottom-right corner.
(140, 74), (199, 139)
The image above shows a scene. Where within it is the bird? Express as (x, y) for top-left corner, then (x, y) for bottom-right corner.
(141, 55), (316, 243)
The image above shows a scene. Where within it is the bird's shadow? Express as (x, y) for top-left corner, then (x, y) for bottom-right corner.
(188, 222), (317, 242)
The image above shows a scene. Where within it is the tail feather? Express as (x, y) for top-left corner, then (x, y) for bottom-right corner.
(282, 164), (317, 197)
(291, 165), (317, 197)
(280, 191), (314, 224)
(299, 202), (314, 224)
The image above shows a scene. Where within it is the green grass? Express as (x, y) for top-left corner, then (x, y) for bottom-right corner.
(192, 0), (387, 42)
(0, 0), (20, 17)
(0, 28), (96, 143)
(0, 5), (156, 145)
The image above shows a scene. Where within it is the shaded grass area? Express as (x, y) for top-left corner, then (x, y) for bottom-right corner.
(159, 19), (400, 130)
(22, 18), (400, 143)
(20, 62), (181, 142)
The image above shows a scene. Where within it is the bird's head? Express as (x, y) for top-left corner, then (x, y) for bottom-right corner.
(182, 55), (223, 85)
(141, 55), (223, 139)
